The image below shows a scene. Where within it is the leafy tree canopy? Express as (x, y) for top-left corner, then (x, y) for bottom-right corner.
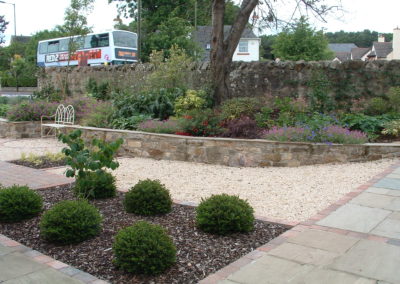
(271, 17), (333, 61)
(325, 29), (393, 47)
(0, 15), (8, 45)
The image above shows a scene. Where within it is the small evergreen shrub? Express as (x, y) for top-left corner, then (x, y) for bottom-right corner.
(124, 179), (172, 215)
(365, 97), (390, 115)
(40, 200), (102, 244)
(0, 185), (43, 222)
(113, 221), (176, 275)
(196, 194), (255, 235)
(74, 170), (117, 199)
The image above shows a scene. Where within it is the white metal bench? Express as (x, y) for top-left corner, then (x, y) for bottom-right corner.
(41, 104), (75, 137)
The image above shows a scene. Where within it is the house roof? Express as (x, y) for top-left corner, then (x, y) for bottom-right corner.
(372, 41), (393, 58)
(351, 47), (371, 60)
(328, 43), (358, 53)
(193, 25), (258, 61)
(334, 52), (351, 62)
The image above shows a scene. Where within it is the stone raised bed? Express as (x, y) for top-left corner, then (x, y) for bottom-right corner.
(61, 125), (400, 167)
(0, 119), (51, 139)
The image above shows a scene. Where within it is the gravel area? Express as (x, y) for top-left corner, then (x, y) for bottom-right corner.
(48, 157), (396, 223)
(0, 138), (64, 161)
(0, 186), (286, 284)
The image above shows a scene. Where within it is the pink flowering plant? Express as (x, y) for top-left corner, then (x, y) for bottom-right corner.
(137, 119), (180, 134)
(263, 125), (368, 144)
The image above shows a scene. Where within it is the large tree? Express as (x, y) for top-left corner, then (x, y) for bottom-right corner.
(271, 16), (333, 61)
(325, 29), (393, 47)
(0, 15), (8, 45)
(210, 0), (340, 104)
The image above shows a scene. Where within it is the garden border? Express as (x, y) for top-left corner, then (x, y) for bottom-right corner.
(61, 125), (400, 167)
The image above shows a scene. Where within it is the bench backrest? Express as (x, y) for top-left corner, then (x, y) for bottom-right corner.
(55, 104), (75, 125)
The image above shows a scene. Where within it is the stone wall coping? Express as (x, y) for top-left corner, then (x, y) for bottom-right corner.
(63, 124), (400, 149)
(1, 119), (52, 124)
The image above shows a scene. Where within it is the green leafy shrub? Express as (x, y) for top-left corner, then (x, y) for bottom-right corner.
(0, 185), (43, 222)
(382, 120), (400, 137)
(365, 97), (390, 115)
(307, 70), (334, 113)
(124, 179), (172, 215)
(40, 200), (102, 244)
(86, 78), (111, 101)
(32, 84), (62, 102)
(58, 130), (122, 199)
(387, 87), (400, 113)
(113, 221), (176, 275)
(0, 104), (10, 117)
(196, 194), (254, 235)
(74, 170), (116, 199)
(220, 97), (261, 120)
(7, 101), (58, 121)
(255, 106), (274, 128)
(174, 89), (207, 116)
(178, 109), (223, 136)
(81, 101), (114, 128)
(111, 114), (152, 130)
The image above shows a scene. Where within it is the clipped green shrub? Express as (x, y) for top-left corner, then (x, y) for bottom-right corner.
(196, 194), (254, 235)
(74, 170), (116, 199)
(40, 200), (102, 244)
(388, 86), (400, 112)
(113, 221), (176, 275)
(0, 185), (43, 222)
(124, 179), (172, 216)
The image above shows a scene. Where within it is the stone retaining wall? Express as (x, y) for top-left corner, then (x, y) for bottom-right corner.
(0, 119), (48, 139)
(62, 125), (400, 167)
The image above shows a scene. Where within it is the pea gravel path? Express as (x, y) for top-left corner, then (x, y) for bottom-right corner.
(2, 138), (396, 223)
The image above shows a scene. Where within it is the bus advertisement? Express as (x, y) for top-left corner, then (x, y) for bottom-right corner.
(37, 30), (138, 67)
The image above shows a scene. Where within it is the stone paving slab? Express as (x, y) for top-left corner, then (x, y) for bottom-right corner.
(286, 229), (359, 254)
(366, 187), (400, 197)
(0, 161), (71, 189)
(316, 203), (391, 233)
(0, 252), (47, 281)
(374, 177), (400, 190)
(370, 217), (400, 239)
(3, 268), (84, 284)
(329, 239), (400, 284)
(350, 192), (400, 211)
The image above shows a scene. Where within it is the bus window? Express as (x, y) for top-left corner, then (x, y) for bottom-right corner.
(59, 38), (69, 52)
(98, 33), (109, 47)
(39, 42), (48, 54)
(47, 41), (59, 53)
(113, 31), (137, 48)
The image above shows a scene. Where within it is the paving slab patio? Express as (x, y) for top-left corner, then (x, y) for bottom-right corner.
(201, 160), (400, 284)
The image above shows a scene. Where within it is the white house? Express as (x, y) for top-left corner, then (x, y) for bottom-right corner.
(194, 26), (260, 62)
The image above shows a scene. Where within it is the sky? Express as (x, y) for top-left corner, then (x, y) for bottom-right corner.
(1, 0), (400, 45)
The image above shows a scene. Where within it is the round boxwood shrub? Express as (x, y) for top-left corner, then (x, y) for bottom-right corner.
(113, 221), (176, 275)
(196, 194), (255, 235)
(40, 200), (102, 244)
(74, 170), (116, 199)
(0, 185), (43, 222)
(123, 179), (172, 216)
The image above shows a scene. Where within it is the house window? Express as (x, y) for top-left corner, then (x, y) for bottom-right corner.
(238, 40), (248, 53)
(206, 43), (211, 50)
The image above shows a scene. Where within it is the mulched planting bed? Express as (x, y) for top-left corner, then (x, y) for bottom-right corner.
(0, 185), (288, 284)
(10, 158), (67, 169)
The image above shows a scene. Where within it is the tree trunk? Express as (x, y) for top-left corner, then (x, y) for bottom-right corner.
(211, 0), (258, 104)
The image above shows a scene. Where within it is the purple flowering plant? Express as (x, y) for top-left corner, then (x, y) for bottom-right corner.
(137, 119), (180, 134)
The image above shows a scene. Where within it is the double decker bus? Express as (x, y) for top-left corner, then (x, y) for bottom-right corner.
(37, 30), (138, 67)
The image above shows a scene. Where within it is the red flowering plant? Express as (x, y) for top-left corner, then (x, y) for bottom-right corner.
(178, 109), (223, 137)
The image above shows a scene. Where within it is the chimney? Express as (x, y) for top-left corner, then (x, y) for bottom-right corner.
(393, 27), (400, 60)
(378, 34), (385, 42)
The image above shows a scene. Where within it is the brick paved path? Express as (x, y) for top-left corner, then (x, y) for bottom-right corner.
(201, 160), (400, 284)
(0, 161), (71, 189)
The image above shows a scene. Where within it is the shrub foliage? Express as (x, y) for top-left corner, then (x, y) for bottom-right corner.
(40, 200), (102, 244)
(0, 185), (43, 222)
(113, 221), (176, 275)
(124, 179), (172, 216)
(196, 194), (255, 235)
(74, 170), (116, 199)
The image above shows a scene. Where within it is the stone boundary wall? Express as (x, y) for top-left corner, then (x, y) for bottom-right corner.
(0, 119), (49, 139)
(38, 60), (400, 101)
(62, 125), (400, 167)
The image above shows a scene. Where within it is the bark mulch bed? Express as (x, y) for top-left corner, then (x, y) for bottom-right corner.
(0, 185), (288, 284)
(10, 158), (67, 169)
